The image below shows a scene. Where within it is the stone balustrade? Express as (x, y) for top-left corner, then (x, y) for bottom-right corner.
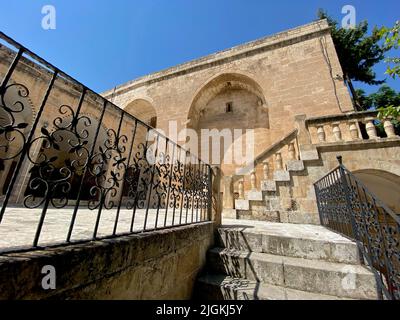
(232, 137), (299, 199)
(306, 111), (399, 145)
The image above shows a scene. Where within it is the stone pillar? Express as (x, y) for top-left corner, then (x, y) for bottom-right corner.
(275, 153), (283, 171)
(222, 175), (234, 209)
(210, 165), (222, 229)
(262, 161), (269, 180)
(294, 114), (319, 161)
(365, 119), (378, 139)
(238, 180), (244, 199)
(317, 125), (326, 142)
(384, 120), (396, 138)
(348, 121), (360, 140)
(332, 123), (342, 141)
(294, 114), (311, 145)
(288, 142), (296, 160)
(250, 170), (257, 190)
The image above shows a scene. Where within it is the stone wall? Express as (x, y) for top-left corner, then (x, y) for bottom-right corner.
(102, 19), (354, 179)
(0, 222), (214, 300)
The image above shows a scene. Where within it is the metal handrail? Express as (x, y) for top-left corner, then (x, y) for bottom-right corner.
(0, 31), (212, 253)
(314, 156), (400, 300)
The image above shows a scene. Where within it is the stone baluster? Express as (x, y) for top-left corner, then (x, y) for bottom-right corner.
(384, 119), (396, 138)
(275, 152), (283, 171)
(250, 170), (257, 190)
(262, 161), (269, 180)
(332, 123), (342, 141)
(348, 121), (360, 140)
(365, 119), (378, 139)
(288, 142), (296, 160)
(317, 125), (326, 142)
(238, 180), (244, 199)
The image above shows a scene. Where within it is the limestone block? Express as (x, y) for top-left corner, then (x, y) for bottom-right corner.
(222, 209), (238, 219)
(299, 147), (319, 161)
(273, 170), (291, 182)
(261, 180), (277, 192)
(287, 160), (305, 172)
(235, 199), (250, 211)
(265, 197), (281, 211)
(246, 190), (263, 201)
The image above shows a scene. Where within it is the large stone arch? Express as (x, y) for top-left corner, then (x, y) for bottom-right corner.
(124, 98), (157, 128)
(352, 169), (400, 214)
(186, 72), (268, 176)
(187, 72), (268, 128)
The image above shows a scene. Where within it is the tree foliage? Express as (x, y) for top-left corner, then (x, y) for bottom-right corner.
(377, 21), (400, 120)
(357, 85), (400, 111)
(317, 10), (388, 110)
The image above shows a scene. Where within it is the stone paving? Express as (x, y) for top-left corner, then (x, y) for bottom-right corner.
(0, 206), (206, 252)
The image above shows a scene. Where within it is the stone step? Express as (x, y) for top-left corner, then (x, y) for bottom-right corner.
(237, 209), (280, 222)
(217, 219), (361, 264)
(207, 248), (377, 300)
(195, 274), (353, 300)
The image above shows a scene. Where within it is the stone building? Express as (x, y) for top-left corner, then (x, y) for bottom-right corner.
(0, 17), (399, 300)
(101, 19), (400, 224)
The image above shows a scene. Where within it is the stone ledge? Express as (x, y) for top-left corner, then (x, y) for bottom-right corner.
(245, 190), (264, 201)
(0, 222), (214, 300)
(235, 200), (250, 211)
(315, 137), (400, 151)
(261, 180), (277, 192)
(287, 160), (305, 172)
(273, 170), (291, 182)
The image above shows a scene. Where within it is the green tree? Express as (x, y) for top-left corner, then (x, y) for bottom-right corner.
(356, 85), (400, 110)
(377, 21), (400, 120)
(317, 10), (387, 111)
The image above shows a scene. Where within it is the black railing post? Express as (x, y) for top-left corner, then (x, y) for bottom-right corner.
(337, 156), (359, 240)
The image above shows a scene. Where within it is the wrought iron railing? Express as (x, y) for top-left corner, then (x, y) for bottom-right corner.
(0, 32), (212, 253)
(314, 156), (400, 300)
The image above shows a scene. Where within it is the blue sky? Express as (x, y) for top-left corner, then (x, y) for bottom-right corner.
(0, 0), (399, 94)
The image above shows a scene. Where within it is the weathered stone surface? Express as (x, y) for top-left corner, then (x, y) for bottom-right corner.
(0, 222), (214, 300)
(207, 248), (377, 299)
(195, 274), (351, 300)
(219, 219), (361, 264)
(273, 170), (291, 182)
(237, 210), (280, 223)
(261, 180), (277, 192)
(245, 190), (263, 201)
(222, 209), (237, 219)
(299, 148), (320, 161)
(287, 160), (305, 172)
(235, 199), (250, 210)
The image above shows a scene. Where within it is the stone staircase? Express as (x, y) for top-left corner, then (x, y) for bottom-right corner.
(230, 138), (322, 225)
(194, 219), (379, 300)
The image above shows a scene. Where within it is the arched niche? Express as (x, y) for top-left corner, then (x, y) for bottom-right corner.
(124, 99), (157, 128)
(187, 73), (268, 175)
(188, 73), (268, 130)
